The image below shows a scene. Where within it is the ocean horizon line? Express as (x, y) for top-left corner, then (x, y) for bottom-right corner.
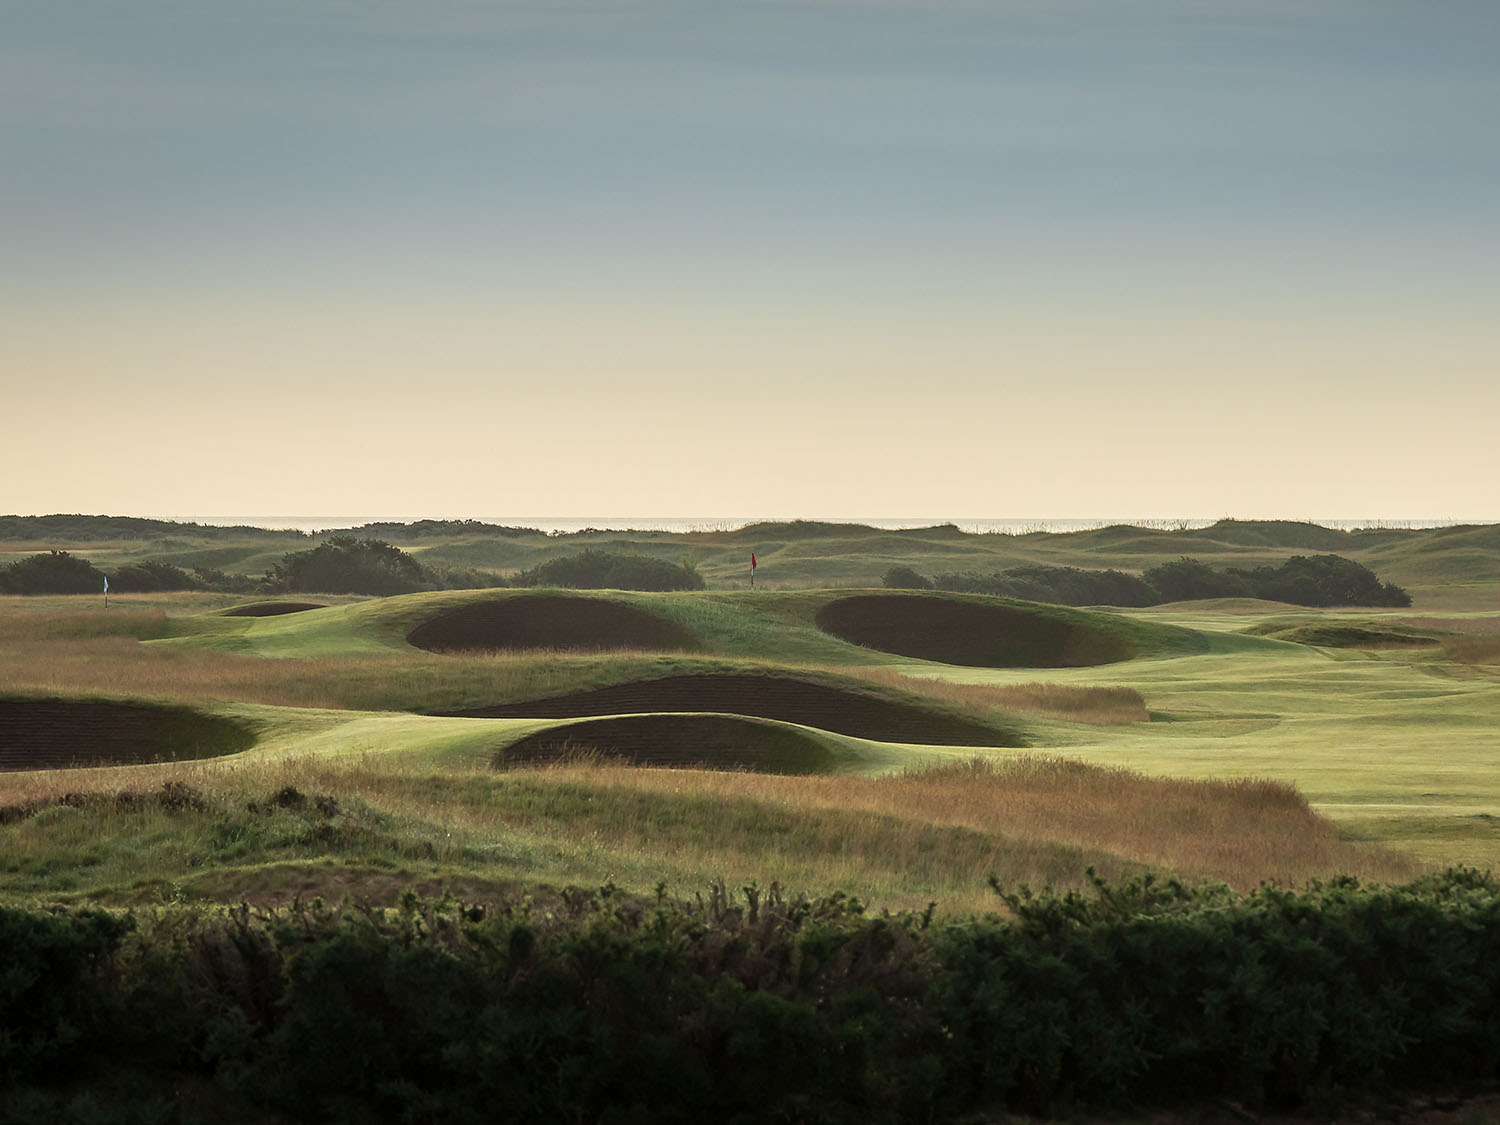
(123, 514), (1492, 536)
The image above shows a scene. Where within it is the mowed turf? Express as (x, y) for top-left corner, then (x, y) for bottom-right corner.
(155, 586), (1209, 669)
(3, 583), (1496, 902)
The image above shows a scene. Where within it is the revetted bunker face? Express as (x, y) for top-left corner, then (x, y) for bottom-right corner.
(407, 595), (699, 654)
(815, 594), (1134, 668)
(439, 673), (1020, 747)
(0, 700), (256, 772)
(495, 714), (835, 774)
(221, 602), (326, 617)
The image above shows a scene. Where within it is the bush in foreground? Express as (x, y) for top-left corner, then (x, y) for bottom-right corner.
(4, 870), (1500, 1122)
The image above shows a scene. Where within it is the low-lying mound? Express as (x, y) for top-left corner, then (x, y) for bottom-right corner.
(815, 594), (1134, 668)
(221, 602), (326, 617)
(438, 673), (1022, 746)
(407, 595), (699, 654)
(1244, 621), (1445, 649)
(496, 714), (836, 773)
(0, 699), (255, 772)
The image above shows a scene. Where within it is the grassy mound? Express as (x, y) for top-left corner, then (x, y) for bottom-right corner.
(436, 672), (1023, 747)
(0, 698), (255, 772)
(220, 601), (326, 617)
(407, 594), (700, 654)
(1243, 621), (1446, 649)
(496, 714), (839, 773)
(815, 593), (1136, 667)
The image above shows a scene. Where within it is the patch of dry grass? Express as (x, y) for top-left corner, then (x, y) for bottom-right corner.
(1444, 635), (1500, 665)
(0, 634), (633, 712)
(0, 609), (168, 642)
(848, 668), (1148, 724)
(0, 752), (1417, 914)
(0, 637), (351, 708)
(1399, 615), (1500, 635)
(508, 753), (1417, 894)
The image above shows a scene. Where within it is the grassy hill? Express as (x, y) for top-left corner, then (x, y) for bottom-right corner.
(5, 515), (1496, 609)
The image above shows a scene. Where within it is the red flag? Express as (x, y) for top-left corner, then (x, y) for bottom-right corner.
(750, 553), (757, 570)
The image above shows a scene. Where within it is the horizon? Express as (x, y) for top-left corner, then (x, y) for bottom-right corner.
(5, 512), (1493, 537)
(6, 1), (1497, 515)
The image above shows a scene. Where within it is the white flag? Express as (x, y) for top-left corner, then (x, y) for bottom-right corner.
(103, 576), (109, 593)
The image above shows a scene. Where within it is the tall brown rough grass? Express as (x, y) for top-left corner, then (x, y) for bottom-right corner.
(1444, 636), (1500, 665)
(0, 752), (1418, 914)
(848, 668), (1149, 724)
(517, 754), (1416, 893)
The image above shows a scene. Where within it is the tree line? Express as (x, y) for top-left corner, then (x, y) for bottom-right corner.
(0, 541), (703, 596)
(884, 554), (1411, 608)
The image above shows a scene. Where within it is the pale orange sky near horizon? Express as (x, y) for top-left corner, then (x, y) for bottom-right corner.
(5, 1), (1498, 521)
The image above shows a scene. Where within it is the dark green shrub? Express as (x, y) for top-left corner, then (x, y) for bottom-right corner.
(1229, 554), (1411, 608)
(8, 873), (1500, 1120)
(0, 550), (107, 595)
(190, 565), (258, 594)
(931, 566), (1157, 606)
(0, 907), (132, 1083)
(882, 566), (932, 590)
(1142, 556), (1255, 602)
(514, 550), (705, 592)
(264, 537), (429, 596)
(106, 561), (200, 593)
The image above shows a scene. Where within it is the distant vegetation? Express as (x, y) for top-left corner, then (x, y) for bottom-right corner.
(342, 518), (546, 540)
(513, 549), (706, 592)
(915, 564), (1159, 607)
(0, 550), (106, 594)
(102, 560), (200, 593)
(0, 514), (304, 540)
(888, 554), (1410, 608)
(264, 536), (432, 596)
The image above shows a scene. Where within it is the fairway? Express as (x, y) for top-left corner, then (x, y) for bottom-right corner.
(893, 606), (1500, 869)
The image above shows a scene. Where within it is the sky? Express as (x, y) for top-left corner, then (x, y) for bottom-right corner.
(4, 0), (1498, 522)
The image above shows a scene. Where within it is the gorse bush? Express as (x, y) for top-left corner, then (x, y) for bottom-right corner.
(1143, 554), (1412, 607)
(933, 565), (1158, 606)
(265, 536), (430, 595)
(514, 549), (706, 591)
(0, 551), (107, 594)
(882, 565), (932, 590)
(1141, 556), (1253, 602)
(896, 555), (1410, 609)
(1234, 553), (1412, 607)
(5, 870), (1500, 1122)
(105, 560), (201, 592)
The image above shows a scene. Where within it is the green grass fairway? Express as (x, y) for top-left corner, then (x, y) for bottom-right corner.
(151, 586), (1211, 666)
(887, 606), (1500, 869)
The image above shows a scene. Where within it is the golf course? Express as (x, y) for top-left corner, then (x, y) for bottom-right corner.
(3, 515), (1496, 913)
(5, 515), (1500, 1122)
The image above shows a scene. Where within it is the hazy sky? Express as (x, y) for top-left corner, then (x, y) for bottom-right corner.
(5, 0), (1498, 520)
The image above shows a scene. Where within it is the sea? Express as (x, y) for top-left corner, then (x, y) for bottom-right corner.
(173, 516), (1481, 536)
